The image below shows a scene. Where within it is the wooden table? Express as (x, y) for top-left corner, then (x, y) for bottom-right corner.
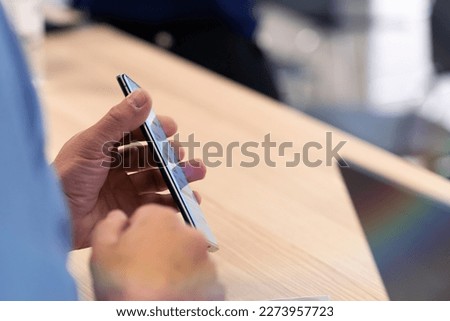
(40, 25), (450, 301)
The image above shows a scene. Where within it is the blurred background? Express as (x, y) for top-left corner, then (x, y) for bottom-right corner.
(253, 0), (450, 178)
(3, 0), (450, 178)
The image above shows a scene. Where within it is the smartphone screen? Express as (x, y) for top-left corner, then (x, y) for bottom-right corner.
(117, 74), (218, 251)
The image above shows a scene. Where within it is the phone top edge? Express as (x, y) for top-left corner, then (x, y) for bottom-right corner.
(117, 74), (132, 96)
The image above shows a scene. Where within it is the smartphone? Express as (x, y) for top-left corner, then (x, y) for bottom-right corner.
(117, 74), (218, 251)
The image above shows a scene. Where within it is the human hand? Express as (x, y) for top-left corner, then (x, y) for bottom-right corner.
(90, 205), (224, 300)
(53, 89), (206, 249)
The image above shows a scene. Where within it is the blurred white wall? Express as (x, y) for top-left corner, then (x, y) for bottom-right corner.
(367, 0), (434, 114)
(256, 0), (435, 115)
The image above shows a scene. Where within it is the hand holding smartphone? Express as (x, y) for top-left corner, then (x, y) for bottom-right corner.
(117, 74), (218, 251)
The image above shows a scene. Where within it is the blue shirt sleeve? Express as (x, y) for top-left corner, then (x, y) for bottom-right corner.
(0, 6), (77, 300)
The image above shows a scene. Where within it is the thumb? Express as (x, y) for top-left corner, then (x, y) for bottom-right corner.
(91, 89), (151, 144)
(91, 210), (129, 247)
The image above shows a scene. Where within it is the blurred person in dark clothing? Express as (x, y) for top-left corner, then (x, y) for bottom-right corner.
(73, 0), (279, 99)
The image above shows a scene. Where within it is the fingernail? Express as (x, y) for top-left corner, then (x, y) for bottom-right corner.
(128, 90), (147, 109)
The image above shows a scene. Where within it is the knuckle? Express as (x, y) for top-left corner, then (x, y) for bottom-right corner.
(107, 105), (124, 126)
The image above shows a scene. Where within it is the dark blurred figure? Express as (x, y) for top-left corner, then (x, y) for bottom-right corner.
(73, 0), (279, 99)
(432, 0), (450, 73)
(270, 0), (338, 27)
